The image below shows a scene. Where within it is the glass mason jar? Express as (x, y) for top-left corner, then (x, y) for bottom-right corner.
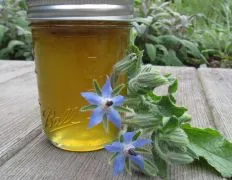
(27, 0), (133, 151)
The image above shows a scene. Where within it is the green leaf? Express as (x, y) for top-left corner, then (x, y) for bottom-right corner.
(103, 115), (109, 133)
(18, 0), (28, 10)
(167, 152), (194, 164)
(112, 84), (125, 96)
(113, 53), (139, 79)
(179, 113), (192, 124)
(16, 25), (31, 36)
(135, 17), (152, 26)
(168, 79), (178, 94)
(124, 114), (162, 128)
(0, 48), (10, 59)
(155, 44), (169, 57)
(186, 146), (199, 160)
(135, 147), (151, 154)
(181, 40), (202, 58)
(183, 124), (232, 178)
(128, 70), (169, 95)
(80, 105), (97, 112)
(163, 116), (179, 132)
(108, 153), (118, 165)
(149, 94), (187, 117)
(152, 132), (168, 161)
(142, 159), (158, 177)
(162, 128), (189, 146)
(146, 35), (160, 44)
(0, 25), (8, 42)
(169, 94), (177, 104)
(119, 134), (124, 143)
(93, 80), (102, 96)
(164, 50), (184, 66)
(114, 106), (132, 113)
(134, 0), (141, 5)
(7, 40), (25, 51)
(132, 130), (142, 141)
(145, 43), (157, 62)
(125, 96), (150, 113)
(125, 158), (132, 175)
(168, 145), (187, 153)
(157, 35), (182, 49)
(133, 23), (147, 36)
(152, 145), (168, 178)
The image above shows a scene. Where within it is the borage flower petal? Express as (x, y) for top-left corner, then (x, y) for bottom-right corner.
(105, 142), (123, 153)
(88, 107), (104, 128)
(102, 77), (113, 98)
(132, 139), (152, 148)
(130, 155), (145, 169)
(112, 96), (125, 106)
(81, 92), (102, 105)
(113, 155), (125, 176)
(107, 108), (122, 128)
(123, 132), (135, 144)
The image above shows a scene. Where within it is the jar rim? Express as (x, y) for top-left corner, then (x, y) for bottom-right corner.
(27, 1), (134, 22)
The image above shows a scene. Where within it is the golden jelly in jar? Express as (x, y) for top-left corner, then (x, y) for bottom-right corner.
(27, 0), (133, 151)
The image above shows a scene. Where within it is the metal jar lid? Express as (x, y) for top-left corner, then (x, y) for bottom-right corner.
(27, 0), (134, 21)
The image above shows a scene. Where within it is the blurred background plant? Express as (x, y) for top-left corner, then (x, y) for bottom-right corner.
(133, 1), (206, 67)
(0, 0), (33, 60)
(0, 0), (231, 68)
(171, 0), (232, 68)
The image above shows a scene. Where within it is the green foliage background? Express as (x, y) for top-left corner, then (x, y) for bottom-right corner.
(171, 0), (232, 67)
(134, 0), (232, 68)
(0, 0), (32, 60)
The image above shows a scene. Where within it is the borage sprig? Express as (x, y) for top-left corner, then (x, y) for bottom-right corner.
(108, 46), (232, 179)
(80, 46), (232, 178)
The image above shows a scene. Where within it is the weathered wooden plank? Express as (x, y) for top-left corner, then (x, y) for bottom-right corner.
(0, 67), (222, 180)
(198, 68), (232, 139)
(1, 134), (155, 180)
(0, 71), (41, 165)
(158, 67), (222, 180)
(0, 60), (34, 83)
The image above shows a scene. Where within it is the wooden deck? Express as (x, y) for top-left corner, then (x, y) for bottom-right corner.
(0, 60), (231, 180)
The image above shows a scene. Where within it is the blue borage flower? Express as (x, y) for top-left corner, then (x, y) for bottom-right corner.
(81, 77), (125, 129)
(105, 132), (152, 176)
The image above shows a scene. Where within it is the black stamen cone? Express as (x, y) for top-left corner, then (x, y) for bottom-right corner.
(128, 149), (137, 156)
(106, 100), (113, 107)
